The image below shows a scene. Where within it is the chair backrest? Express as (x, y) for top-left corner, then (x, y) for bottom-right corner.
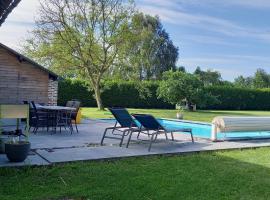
(24, 101), (35, 109)
(132, 114), (163, 130)
(31, 101), (37, 111)
(66, 101), (73, 107)
(66, 100), (81, 110)
(109, 108), (137, 128)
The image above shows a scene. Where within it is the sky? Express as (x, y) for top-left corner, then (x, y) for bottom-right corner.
(1, 0), (270, 81)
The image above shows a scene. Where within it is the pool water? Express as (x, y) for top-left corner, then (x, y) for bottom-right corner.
(159, 119), (270, 140)
(101, 119), (270, 140)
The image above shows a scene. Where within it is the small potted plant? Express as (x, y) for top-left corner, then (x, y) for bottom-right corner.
(175, 103), (184, 119)
(5, 131), (30, 162)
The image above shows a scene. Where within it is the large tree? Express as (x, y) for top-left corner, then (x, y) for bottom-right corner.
(234, 68), (270, 88)
(194, 67), (222, 86)
(23, 0), (134, 110)
(253, 68), (270, 88)
(234, 75), (253, 88)
(110, 13), (179, 80)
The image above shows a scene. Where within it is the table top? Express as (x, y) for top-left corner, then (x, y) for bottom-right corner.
(38, 105), (76, 111)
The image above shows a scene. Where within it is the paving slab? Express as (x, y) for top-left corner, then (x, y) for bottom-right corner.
(35, 139), (270, 164)
(0, 152), (50, 167)
(2, 119), (270, 167)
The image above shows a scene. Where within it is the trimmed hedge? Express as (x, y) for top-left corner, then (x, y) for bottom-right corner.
(58, 79), (173, 108)
(58, 79), (270, 110)
(205, 86), (270, 110)
(58, 79), (96, 107)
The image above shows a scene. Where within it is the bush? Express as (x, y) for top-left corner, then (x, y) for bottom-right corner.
(58, 79), (96, 107)
(58, 79), (270, 110)
(58, 79), (173, 108)
(157, 71), (217, 109)
(205, 86), (270, 110)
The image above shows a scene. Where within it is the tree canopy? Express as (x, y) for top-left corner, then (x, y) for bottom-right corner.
(234, 68), (270, 89)
(110, 13), (179, 80)
(194, 67), (222, 86)
(23, 0), (135, 109)
(157, 71), (217, 110)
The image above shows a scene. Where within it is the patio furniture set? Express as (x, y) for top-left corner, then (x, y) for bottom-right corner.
(101, 108), (194, 151)
(26, 100), (81, 134)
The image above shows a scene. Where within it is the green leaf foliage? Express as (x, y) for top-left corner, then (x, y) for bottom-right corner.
(205, 86), (270, 110)
(59, 78), (270, 110)
(58, 79), (173, 108)
(157, 71), (217, 108)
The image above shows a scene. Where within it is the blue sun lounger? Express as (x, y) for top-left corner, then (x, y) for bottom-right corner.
(100, 108), (141, 147)
(127, 114), (194, 151)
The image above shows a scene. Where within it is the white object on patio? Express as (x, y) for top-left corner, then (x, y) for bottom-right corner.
(211, 116), (270, 141)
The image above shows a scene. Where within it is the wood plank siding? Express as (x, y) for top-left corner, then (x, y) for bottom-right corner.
(0, 47), (49, 104)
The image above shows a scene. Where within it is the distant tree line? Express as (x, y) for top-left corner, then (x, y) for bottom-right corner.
(234, 68), (270, 88)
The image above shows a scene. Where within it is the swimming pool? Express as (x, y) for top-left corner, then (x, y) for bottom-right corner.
(101, 118), (270, 140)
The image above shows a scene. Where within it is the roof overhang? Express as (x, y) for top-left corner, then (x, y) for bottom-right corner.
(0, 0), (21, 27)
(0, 42), (59, 80)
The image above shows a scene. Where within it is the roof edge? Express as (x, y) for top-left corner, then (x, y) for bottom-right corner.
(0, 43), (58, 80)
(0, 0), (21, 27)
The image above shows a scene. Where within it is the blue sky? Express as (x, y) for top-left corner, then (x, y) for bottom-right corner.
(1, 0), (270, 80)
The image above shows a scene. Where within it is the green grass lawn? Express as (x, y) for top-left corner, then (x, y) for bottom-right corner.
(82, 107), (270, 122)
(2, 148), (270, 200)
(2, 108), (270, 199)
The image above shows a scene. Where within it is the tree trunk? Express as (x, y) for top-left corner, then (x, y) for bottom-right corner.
(94, 85), (104, 110)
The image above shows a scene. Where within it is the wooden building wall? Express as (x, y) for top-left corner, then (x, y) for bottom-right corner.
(0, 47), (49, 104)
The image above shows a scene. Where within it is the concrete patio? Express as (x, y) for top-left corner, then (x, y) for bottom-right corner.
(2, 119), (270, 167)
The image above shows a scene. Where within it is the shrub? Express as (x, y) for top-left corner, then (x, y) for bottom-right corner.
(58, 79), (173, 108)
(157, 71), (218, 109)
(58, 79), (270, 110)
(58, 79), (96, 107)
(205, 86), (270, 110)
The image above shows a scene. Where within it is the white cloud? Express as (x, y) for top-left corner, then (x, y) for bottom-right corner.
(140, 0), (270, 9)
(137, 0), (181, 8)
(182, 35), (245, 47)
(138, 4), (270, 43)
(204, 0), (270, 9)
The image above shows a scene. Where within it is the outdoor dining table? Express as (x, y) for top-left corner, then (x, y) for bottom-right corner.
(37, 105), (76, 134)
(38, 105), (76, 111)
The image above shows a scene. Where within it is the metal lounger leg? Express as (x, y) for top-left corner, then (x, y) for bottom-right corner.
(137, 126), (143, 139)
(164, 132), (168, 140)
(120, 129), (129, 147)
(190, 131), (194, 142)
(155, 133), (158, 141)
(111, 122), (117, 135)
(171, 131), (174, 141)
(137, 130), (142, 139)
(148, 132), (156, 152)
(101, 127), (110, 145)
(126, 130), (134, 148)
(137, 131), (140, 139)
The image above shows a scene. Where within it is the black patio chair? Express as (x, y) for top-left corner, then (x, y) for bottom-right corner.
(100, 108), (142, 147)
(29, 104), (49, 134)
(127, 114), (194, 151)
(54, 109), (74, 134)
(66, 100), (81, 133)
